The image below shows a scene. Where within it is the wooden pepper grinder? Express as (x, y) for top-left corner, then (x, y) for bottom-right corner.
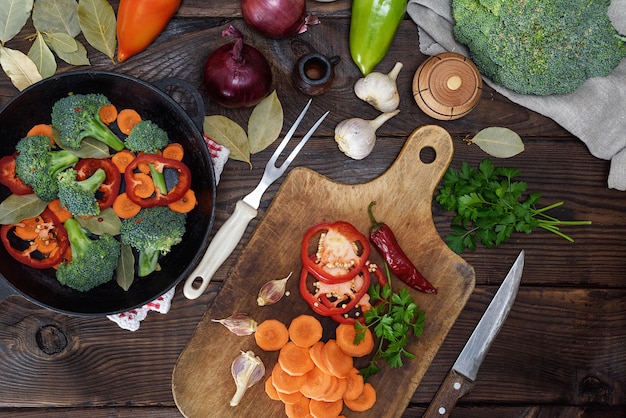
(413, 52), (482, 120)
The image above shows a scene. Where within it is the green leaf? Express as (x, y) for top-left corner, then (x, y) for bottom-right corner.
(0, 193), (47, 224)
(116, 243), (135, 291)
(48, 35), (89, 65)
(44, 32), (78, 53)
(28, 32), (57, 78)
(0, 46), (42, 91)
(203, 115), (251, 167)
(248, 90), (283, 154)
(77, 0), (116, 63)
(469, 127), (525, 158)
(67, 137), (111, 158)
(0, 0), (34, 43)
(32, 0), (80, 37)
(76, 207), (121, 235)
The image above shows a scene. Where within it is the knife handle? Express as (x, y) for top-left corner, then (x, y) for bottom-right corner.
(182, 200), (258, 300)
(422, 370), (475, 417)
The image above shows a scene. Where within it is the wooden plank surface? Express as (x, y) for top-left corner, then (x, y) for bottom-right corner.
(0, 1), (624, 417)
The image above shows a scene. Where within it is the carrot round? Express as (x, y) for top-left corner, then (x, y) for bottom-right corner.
(336, 323), (374, 358)
(284, 393), (310, 418)
(162, 142), (185, 161)
(309, 341), (332, 376)
(322, 339), (353, 378)
(265, 375), (280, 401)
(111, 149), (136, 173)
(271, 362), (306, 395)
(288, 314), (323, 348)
(299, 365), (333, 400)
(112, 192), (142, 219)
(276, 388), (305, 405)
(128, 172), (155, 199)
(168, 188), (197, 214)
(13, 217), (41, 240)
(309, 398), (343, 418)
(99, 104), (118, 125)
(255, 319), (290, 351)
(278, 341), (316, 377)
(321, 375), (347, 403)
(341, 368), (365, 401)
(117, 108), (142, 135)
(48, 199), (73, 223)
(27, 124), (54, 145)
(343, 382), (376, 412)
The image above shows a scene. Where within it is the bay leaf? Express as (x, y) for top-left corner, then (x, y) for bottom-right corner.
(0, 46), (42, 91)
(76, 207), (121, 235)
(69, 137), (111, 158)
(116, 243), (135, 291)
(248, 90), (283, 154)
(44, 32), (79, 53)
(0, 0), (34, 43)
(0, 193), (48, 225)
(204, 115), (251, 167)
(28, 32), (57, 78)
(469, 127), (525, 158)
(77, 0), (116, 63)
(48, 35), (90, 65)
(32, 0), (80, 37)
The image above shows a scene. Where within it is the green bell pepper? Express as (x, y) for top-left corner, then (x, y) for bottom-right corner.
(350, 0), (407, 75)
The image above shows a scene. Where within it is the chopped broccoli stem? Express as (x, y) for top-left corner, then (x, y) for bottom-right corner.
(138, 249), (160, 277)
(149, 163), (168, 195)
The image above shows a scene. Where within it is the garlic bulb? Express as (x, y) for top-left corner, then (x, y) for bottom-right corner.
(354, 62), (403, 112)
(230, 350), (265, 407)
(257, 272), (292, 306)
(212, 313), (258, 336)
(334, 110), (400, 160)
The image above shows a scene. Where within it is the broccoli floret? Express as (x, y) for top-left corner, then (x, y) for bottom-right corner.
(14, 134), (79, 201)
(57, 167), (106, 217)
(119, 206), (186, 277)
(123, 120), (169, 154)
(452, 0), (626, 95)
(56, 218), (120, 292)
(51, 93), (125, 151)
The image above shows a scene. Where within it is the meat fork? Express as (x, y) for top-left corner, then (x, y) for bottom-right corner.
(183, 99), (329, 299)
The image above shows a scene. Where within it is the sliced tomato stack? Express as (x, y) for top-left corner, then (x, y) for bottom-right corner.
(299, 221), (387, 324)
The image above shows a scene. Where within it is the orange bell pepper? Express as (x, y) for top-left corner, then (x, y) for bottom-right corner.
(116, 0), (181, 62)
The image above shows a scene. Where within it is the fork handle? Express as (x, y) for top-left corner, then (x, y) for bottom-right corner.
(183, 200), (258, 300)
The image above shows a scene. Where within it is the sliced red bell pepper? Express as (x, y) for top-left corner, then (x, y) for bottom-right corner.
(124, 154), (191, 207)
(74, 158), (122, 210)
(1, 208), (69, 269)
(301, 221), (371, 284)
(0, 154), (34, 195)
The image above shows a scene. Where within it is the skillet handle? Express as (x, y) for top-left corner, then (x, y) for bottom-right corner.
(152, 78), (206, 130)
(183, 200), (258, 300)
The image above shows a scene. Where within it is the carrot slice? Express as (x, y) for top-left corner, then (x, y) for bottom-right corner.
(308, 341), (332, 376)
(343, 382), (376, 412)
(288, 314), (323, 348)
(278, 341), (316, 377)
(336, 323), (374, 358)
(168, 188), (197, 214)
(127, 172), (155, 199)
(322, 339), (353, 378)
(341, 368), (365, 401)
(271, 362), (306, 394)
(276, 388), (306, 405)
(265, 375), (280, 401)
(111, 149), (136, 173)
(309, 398), (343, 418)
(162, 142), (185, 161)
(117, 108), (142, 135)
(13, 217), (42, 240)
(47, 199), (73, 223)
(299, 365), (333, 400)
(99, 104), (118, 125)
(321, 375), (347, 403)
(255, 319), (290, 351)
(27, 123), (55, 145)
(112, 192), (142, 219)
(284, 393), (310, 418)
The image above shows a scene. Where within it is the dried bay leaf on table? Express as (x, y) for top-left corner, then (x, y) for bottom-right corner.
(32, 0), (80, 37)
(204, 115), (251, 167)
(28, 32), (57, 78)
(468, 127), (525, 158)
(0, 46), (42, 91)
(248, 91), (283, 154)
(0, 194), (48, 225)
(0, 0), (34, 43)
(46, 33), (90, 65)
(77, 0), (117, 62)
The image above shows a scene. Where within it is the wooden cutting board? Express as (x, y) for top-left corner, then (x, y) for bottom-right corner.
(172, 124), (475, 418)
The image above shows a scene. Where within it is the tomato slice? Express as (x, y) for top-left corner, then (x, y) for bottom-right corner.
(301, 221), (370, 284)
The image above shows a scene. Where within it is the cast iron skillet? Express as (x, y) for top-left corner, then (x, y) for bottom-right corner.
(0, 70), (216, 316)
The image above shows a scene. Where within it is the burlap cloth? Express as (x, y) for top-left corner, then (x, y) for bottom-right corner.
(407, 0), (626, 190)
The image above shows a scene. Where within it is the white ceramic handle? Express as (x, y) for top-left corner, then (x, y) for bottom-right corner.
(183, 200), (258, 300)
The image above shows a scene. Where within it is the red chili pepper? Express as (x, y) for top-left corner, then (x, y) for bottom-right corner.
(367, 201), (437, 294)
(74, 158), (121, 211)
(0, 154), (34, 195)
(301, 221), (371, 284)
(124, 154), (191, 207)
(0, 208), (69, 269)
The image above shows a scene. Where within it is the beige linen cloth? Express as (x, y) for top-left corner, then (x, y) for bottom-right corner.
(407, 0), (626, 190)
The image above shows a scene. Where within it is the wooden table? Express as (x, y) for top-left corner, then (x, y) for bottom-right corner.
(0, 1), (624, 417)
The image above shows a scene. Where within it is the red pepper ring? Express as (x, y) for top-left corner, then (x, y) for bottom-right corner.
(124, 154), (191, 207)
(0, 208), (69, 269)
(301, 220), (371, 284)
(74, 158), (121, 210)
(0, 154), (34, 195)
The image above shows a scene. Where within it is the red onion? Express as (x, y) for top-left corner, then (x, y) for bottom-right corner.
(241, 0), (320, 39)
(203, 26), (273, 108)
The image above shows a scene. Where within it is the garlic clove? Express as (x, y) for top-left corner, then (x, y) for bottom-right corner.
(230, 350), (265, 407)
(257, 272), (292, 306)
(212, 313), (258, 336)
(354, 62), (403, 112)
(334, 110), (400, 160)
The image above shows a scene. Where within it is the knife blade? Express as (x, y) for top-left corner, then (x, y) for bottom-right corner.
(423, 250), (525, 417)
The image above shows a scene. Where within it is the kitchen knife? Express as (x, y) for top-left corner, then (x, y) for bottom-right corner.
(423, 250), (525, 417)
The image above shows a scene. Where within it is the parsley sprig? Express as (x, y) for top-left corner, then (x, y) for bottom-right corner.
(355, 265), (426, 381)
(436, 159), (591, 253)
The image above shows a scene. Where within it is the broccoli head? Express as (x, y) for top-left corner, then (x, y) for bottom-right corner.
(452, 0), (626, 95)
(56, 218), (121, 292)
(51, 93), (125, 151)
(119, 206), (187, 277)
(14, 134), (79, 201)
(57, 167), (106, 217)
(123, 120), (169, 154)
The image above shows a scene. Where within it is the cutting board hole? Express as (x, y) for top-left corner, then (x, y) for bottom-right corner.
(419, 146), (436, 164)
